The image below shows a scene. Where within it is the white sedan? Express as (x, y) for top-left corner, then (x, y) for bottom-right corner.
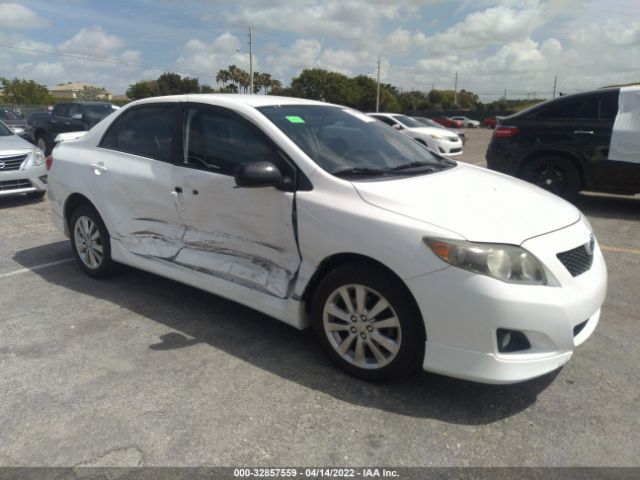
(368, 113), (463, 156)
(0, 120), (47, 198)
(47, 95), (606, 384)
(451, 116), (480, 128)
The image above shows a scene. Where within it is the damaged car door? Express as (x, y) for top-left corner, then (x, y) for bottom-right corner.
(169, 104), (301, 298)
(88, 103), (184, 258)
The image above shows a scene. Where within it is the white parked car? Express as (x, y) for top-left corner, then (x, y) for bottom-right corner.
(451, 116), (480, 128)
(0, 120), (47, 198)
(368, 113), (463, 156)
(47, 95), (606, 384)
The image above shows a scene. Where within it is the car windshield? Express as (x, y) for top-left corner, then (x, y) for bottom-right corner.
(0, 121), (13, 136)
(83, 104), (113, 124)
(0, 110), (20, 121)
(257, 105), (455, 178)
(415, 117), (444, 129)
(392, 114), (423, 128)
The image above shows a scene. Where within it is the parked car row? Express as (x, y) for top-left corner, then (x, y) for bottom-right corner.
(367, 113), (464, 155)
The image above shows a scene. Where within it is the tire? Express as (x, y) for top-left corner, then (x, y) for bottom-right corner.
(520, 155), (581, 200)
(311, 262), (425, 382)
(27, 191), (46, 199)
(69, 204), (116, 278)
(36, 135), (50, 155)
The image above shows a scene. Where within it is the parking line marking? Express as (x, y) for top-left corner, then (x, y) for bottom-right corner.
(601, 245), (640, 255)
(0, 258), (75, 279)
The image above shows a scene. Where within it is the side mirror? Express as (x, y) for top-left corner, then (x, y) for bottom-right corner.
(234, 161), (284, 189)
(71, 113), (83, 121)
(393, 124), (402, 130)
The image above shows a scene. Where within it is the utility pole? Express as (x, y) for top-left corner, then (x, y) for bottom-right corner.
(503, 88), (507, 99)
(248, 28), (253, 95)
(375, 58), (381, 112)
(552, 75), (557, 99)
(453, 71), (458, 105)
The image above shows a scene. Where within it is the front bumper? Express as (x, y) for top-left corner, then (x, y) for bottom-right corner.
(406, 220), (607, 384)
(0, 164), (48, 196)
(435, 139), (463, 156)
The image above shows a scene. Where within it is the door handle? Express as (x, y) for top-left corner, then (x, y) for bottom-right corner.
(574, 130), (594, 134)
(90, 162), (107, 175)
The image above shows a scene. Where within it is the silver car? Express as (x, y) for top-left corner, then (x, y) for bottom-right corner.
(0, 120), (47, 198)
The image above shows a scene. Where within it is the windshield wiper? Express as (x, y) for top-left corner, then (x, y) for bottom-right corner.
(387, 161), (440, 172)
(331, 167), (389, 177)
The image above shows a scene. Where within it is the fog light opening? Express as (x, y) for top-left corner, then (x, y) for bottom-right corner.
(497, 328), (531, 353)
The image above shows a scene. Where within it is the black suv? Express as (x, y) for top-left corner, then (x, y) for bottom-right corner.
(486, 87), (639, 198)
(30, 102), (114, 154)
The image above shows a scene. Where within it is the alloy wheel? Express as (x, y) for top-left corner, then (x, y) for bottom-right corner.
(322, 284), (402, 370)
(74, 216), (104, 269)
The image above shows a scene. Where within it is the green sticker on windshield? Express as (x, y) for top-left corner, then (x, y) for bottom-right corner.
(286, 115), (305, 123)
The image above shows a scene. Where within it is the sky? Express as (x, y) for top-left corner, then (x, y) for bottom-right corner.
(0, 0), (638, 100)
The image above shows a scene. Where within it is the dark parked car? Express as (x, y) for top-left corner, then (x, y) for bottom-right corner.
(0, 109), (30, 141)
(433, 116), (464, 129)
(413, 116), (467, 144)
(486, 87), (640, 198)
(30, 102), (114, 154)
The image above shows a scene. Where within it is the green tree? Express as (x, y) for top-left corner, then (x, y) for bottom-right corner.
(0, 77), (53, 104)
(126, 80), (159, 100)
(289, 68), (359, 106)
(156, 72), (199, 95)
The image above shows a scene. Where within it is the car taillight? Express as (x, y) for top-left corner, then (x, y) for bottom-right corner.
(45, 155), (53, 171)
(493, 126), (520, 138)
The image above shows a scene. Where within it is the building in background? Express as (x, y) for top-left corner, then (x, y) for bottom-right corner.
(48, 82), (112, 100)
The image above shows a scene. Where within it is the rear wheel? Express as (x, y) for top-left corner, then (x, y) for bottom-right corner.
(70, 204), (115, 278)
(520, 155), (581, 200)
(311, 263), (425, 382)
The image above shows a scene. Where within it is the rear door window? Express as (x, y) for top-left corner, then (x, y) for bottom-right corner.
(537, 95), (599, 120)
(100, 104), (178, 162)
(53, 104), (70, 118)
(599, 91), (619, 121)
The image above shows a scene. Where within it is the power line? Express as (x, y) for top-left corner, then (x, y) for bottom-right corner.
(0, 41), (220, 79)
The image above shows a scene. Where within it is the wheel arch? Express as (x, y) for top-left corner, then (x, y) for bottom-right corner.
(300, 252), (425, 338)
(63, 193), (97, 234)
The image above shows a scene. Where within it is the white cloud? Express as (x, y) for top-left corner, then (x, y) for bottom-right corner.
(58, 27), (126, 57)
(0, 3), (48, 29)
(176, 32), (252, 82)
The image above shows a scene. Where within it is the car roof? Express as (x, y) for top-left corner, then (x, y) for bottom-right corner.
(510, 86), (622, 118)
(131, 94), (333, 109)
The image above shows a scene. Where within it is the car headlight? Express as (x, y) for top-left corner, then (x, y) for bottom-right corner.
(429, 134), (445, 140)
(424, 237), (548, 285)
(25, 148), (45, 167)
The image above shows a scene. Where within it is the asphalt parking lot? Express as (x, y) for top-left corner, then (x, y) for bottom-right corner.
(1, 129), (639, 467)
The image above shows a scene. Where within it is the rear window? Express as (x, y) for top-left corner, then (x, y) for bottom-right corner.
(100, 104), (177, 162)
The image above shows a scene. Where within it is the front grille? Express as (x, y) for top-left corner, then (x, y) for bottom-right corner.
(557, 243), (594, 277)
(0, 154), (28, 171)
(449, 148), (462, 153)
(0, 179), (31, 191)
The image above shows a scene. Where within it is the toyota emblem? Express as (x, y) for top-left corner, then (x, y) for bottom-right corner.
(0, 161), (6, 169)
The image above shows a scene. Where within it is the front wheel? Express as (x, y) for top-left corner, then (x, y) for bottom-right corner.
(520, 155), (581, 200)
(70, 204), (116, 278)
(311, 263), (425, 382)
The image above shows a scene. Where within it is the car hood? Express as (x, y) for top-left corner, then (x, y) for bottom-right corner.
(406, 126), (459, 138)
(0, 134), (34, 152)
(353, 164), (581, 245)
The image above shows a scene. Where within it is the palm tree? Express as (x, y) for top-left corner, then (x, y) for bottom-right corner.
(216, 69), (231, 87)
